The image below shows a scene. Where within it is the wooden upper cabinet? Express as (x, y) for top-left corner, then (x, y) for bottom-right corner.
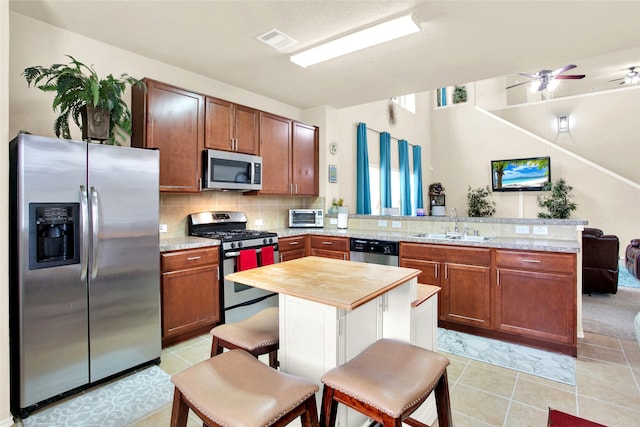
(260, 112), (318, 196)
(260, 112), (292, 195)
(205, 97), (259, 155)
(292, 121), (319, 196)
(132, 78), (204, 193)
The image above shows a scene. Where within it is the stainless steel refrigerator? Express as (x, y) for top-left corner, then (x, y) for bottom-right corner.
(9, 133), (161, 418)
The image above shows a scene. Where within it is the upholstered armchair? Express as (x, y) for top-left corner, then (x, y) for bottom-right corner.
(626, 239), (640, 280)
(582, 228), (619, 294)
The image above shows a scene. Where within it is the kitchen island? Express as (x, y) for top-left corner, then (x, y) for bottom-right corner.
(226, 256), (439, 426)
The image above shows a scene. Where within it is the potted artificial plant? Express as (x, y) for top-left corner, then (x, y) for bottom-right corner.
(466, 185), (496, 217)
(537, 178), (577, 219)
(22, 54), (145, 145)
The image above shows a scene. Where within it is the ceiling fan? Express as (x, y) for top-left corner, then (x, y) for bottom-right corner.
(609, 66), (639, 85)
(506, 64), (586, 92)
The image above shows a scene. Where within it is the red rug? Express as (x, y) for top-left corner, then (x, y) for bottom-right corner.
(547, 408), (607, 426)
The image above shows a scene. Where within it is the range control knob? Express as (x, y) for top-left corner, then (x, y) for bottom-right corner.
(237, 241), (243, 248)
(230, 242), (236, 249)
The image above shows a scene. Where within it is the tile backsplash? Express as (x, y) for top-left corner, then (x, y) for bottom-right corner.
(160, 192), (325, 238)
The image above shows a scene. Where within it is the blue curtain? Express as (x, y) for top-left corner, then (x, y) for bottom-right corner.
(412, 145), (424, 210)
(380, 132), (392, 209)
(356, 122), (371, 214)
(398, 139), (412, 215)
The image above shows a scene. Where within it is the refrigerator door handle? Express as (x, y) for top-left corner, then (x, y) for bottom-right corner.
(80, 185), (90, 281)
(90, 186), (100, 280)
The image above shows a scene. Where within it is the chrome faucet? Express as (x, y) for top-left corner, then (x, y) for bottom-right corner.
(450, 208), (459, 233)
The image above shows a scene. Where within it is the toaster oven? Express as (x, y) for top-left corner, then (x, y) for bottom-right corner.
(289, 209), (323, 228)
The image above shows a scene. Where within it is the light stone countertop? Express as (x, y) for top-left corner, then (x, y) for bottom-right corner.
(275, 228), (580, 253)
(159, 227), (580, 253)
(159, 236), (220, 252)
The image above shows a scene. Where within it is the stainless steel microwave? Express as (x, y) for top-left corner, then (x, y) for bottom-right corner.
(289, 209), (324, 228)
(202, 149), (262, 191)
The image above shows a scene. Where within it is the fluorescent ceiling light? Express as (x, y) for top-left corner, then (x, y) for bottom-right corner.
(290, 14), (420, 68)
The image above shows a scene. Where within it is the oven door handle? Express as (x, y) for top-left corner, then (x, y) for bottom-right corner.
(225, 246), (273, 258)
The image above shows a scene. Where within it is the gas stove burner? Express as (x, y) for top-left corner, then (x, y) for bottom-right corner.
(188, 211), (278, 252)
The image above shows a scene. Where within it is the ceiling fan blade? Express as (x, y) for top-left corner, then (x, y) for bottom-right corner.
(505, 80), (533, 89)
(555, 74), (585, 80)
(551, 64), (577, 76)
(518, 72), (539, 78)
(609, 77), (624, 82)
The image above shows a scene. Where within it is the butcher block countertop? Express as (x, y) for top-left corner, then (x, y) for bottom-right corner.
(225, 256), (420, 310)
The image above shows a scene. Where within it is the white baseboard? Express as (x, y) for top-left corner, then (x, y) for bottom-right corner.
(0, 415), (14, 427)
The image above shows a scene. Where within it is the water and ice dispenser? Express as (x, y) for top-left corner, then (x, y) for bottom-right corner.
(29, 203), (80, 269)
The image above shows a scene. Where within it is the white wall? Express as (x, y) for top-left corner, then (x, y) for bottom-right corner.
(9, 13), (304, 145)
(430, 83), (640, 256)
(1, 2), (12, 426)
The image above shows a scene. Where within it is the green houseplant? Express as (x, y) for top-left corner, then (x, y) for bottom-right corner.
(536, 178), (577, 219)
(466, 185), (496, 217)
(22, 55), (145, 145)
(453, 85), (467, 104)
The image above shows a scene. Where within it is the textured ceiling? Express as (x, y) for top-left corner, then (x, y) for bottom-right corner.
(9, 0), (640, 109)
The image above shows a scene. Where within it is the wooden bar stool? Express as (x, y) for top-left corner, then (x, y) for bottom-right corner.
(210, 307), (279, 368)
(170, 349), (319, 427)
(320, 338), (452, 427)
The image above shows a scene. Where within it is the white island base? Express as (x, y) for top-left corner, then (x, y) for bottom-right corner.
(279, 282), (439, 427)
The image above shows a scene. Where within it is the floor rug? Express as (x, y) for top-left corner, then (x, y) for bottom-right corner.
(582, 286), (640, 341)
(438, 328), (576, 386)
(619, 260), (640, 289)
(548, 408), (607, 426)
(22, 365), (173, 427)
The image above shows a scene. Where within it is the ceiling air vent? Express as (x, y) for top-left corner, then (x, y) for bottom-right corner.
(257, 29), (297, 51)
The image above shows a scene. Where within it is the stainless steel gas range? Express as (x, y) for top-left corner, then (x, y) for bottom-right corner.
(188, 211), (279, 324)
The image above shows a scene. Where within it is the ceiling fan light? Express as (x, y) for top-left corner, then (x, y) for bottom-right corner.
(529, 80), (541, 93)
(547, 78), (560, 91)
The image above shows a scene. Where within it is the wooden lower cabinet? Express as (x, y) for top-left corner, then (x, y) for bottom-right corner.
(400, 243), (491, 328)
(161, 247), (220, 347)
(400, 243), (577, 355)
(309, 235), (349, 260)
(495, 249), (576, 353)
(278, 235), (307, 262)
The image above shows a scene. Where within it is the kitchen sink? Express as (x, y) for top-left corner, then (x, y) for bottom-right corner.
(413, 233), (494, 242)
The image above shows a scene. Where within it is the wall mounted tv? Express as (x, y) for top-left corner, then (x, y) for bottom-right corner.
(491, 156), (551, 192)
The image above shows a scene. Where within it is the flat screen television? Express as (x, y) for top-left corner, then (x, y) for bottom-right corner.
(491, 156), (551, 192)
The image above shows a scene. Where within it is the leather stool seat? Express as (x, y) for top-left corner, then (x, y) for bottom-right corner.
(170, 349), (319, 427)
(210, 307), (279, 368)
(320, 338), (452, 427)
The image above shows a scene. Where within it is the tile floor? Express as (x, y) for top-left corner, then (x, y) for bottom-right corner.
(129, 331), (640, 427)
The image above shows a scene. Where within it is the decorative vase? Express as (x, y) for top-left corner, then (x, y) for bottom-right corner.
(81, 104), (110, 142)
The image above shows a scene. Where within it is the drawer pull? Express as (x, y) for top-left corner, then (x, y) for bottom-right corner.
(522, 259), (541, 263)
(187, 256), (202, 261)
(322, 241), (333, 245)
(288, 241), (300, 246)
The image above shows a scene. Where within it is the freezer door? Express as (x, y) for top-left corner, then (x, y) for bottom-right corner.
(11, 134), (89, 408)
(87, 144), (161, 381)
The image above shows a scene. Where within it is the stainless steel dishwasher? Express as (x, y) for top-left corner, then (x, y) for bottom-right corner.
(349, 238), (399, 266)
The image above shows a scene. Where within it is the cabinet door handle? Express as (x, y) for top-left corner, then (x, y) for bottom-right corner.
(187, 256), (202, 261)
(434, 263), (439, 278)
(522, 259), (541, 263)
(444, 264), (448, 279)
(497, 271), (501, 286)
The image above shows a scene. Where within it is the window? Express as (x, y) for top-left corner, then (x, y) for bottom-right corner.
(391, 94), (416, 114)
(368, 152), (415, 215)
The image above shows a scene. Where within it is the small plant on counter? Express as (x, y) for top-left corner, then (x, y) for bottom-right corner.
(429, 182), (445, 195)
(466, 185), (496, 217)
(328, 197), (344, 214)
(536, 178), (577, 219)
